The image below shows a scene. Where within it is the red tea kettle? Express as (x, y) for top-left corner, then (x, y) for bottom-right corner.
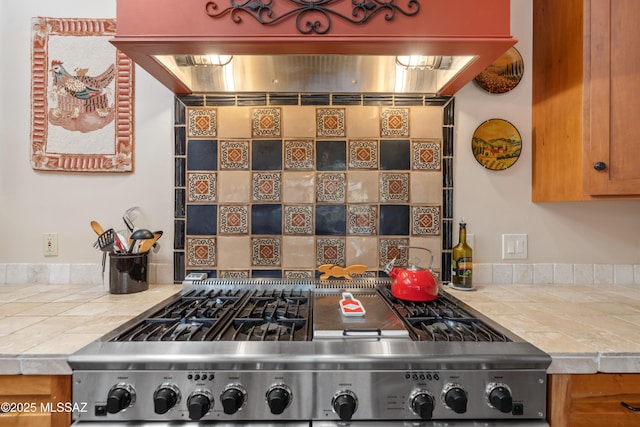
(384, 246), (439, 302)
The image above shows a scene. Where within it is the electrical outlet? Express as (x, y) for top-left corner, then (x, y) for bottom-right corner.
(43, 233), (58, 257)
(502, 234), (527, 259)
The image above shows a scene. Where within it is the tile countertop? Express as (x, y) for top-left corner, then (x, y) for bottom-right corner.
(2, 283), (640, 375)
(442, 283), (640, 374)
(0, 283), (181, 375)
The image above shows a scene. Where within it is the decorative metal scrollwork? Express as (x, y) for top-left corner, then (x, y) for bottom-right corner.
(205, 0), (420, 35)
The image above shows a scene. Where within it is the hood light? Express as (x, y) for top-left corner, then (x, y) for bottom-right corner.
(175, 55), (233, 67)
(395, 55), (451, 70)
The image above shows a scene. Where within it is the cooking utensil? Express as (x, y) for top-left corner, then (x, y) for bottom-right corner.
(128, 228), (154, 253)
(137, 230), (163, 254)
(95, 228), (117, 282)
(384, 246), (438, 302)
(90, 220), (105, 236)
(122, 206), (141, 233)
(114, 232), (130, 253)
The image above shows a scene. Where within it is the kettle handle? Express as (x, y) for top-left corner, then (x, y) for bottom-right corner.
(398, 246), (434, 270)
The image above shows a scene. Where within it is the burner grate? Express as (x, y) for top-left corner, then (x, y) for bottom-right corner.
(380, 286), (509, 342)
(217, 289), (312, 341)
(109, 288), (247, 342)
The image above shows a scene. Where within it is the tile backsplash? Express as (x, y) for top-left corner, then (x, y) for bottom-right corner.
(173, 94), (455, 282)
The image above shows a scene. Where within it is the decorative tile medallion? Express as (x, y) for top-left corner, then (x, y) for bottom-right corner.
(348, 139), (378, 169)
(348, 205), (377, 235)
(252, 237), (281, 266)
(284, 139), (314, 170)
(252, 108), (281, 137)
(412, 206), (441, 235)
(379, 238), (409, 268)
(186, 237), (216, 267)
(316, 173), (346, 203)
(284, 270), (314, 280)
(219, 270), (249, 279)
(220, 140), (249, 169)
(380, 108), (409, 137)
(380, 173), (409, 202)
(219, 205), (249, 234)
(187, 172), (217, 203)
(188, 108), (217, 137)
(316, 238), (346, 266)
(284, 205), (313, 235)
(316, 108), (346, 137)
(252, 172), (281, 201)
(412, 140), (441, 170)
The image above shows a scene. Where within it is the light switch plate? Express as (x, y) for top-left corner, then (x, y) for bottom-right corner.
(502, 234), (527, 259)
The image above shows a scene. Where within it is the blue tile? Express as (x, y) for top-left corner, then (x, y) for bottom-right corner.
(252, 140), (283, 170)
(179, 95), (205, 107)
(315, 205), (347, 235)
(187, 139), (218, 171)
(174, 97), (186, 124)
(380, 140), (410, 170)
(251, 204), (282, 234)
(175, 158), (185, 187)
(251, 269), (283, 278)
(174, 219), (185, 249)
(441, 252), (452, 282)
(175, 189), (185, 218)
(379, 205), (410, 235)
(175, 127), (186, 155)
(186, 205), (217, 235)
(316, 140), (346, 171)
(173, 252), (185, 282)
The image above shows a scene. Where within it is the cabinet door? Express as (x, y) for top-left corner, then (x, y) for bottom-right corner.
(587, 0), (640, 195)
(549, 374), (640, 426)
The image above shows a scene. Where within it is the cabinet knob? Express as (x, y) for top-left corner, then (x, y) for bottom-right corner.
(593, 161), (607, 171)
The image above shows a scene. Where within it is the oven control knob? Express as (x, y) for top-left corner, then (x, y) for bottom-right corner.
(187, 391), (213, 421)
(443, 385), (467, 414)
(106, 383), (135, 414)
(410, 391), (435, 420)
(488, 384), (513, 413)
(332, 390), (358, 421)
(221, 385), (246, 415)
(266, 384), (292, 415)
(153, 383), (180, 414)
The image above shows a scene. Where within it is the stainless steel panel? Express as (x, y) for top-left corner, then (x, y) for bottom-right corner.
(74, 422), (309, 426)
(152, 55), (473, 94)
(73, 369), (547, 422)
(313, 422), (549, 426)
(313, 290), (409, 340)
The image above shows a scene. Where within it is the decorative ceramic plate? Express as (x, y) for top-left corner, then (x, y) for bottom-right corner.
(471, 119), (522, 171)
(474, 47), (524, 94)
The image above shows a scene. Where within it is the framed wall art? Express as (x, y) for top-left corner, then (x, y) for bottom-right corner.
(30, 17), (135, 172)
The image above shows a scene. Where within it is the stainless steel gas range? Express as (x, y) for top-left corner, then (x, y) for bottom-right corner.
(68, 279), (551, 426)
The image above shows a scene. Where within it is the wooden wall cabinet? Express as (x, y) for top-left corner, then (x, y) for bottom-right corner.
(548, 373), (640, 426)
(532, 0), (640, 201)
(0, 375), (71, 427)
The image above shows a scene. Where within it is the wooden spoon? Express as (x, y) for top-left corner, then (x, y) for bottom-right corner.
(137, 231), (163, 253)
(90, 220), (105, 236)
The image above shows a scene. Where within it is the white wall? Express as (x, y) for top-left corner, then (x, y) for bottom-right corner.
(0, 0), (175, 271)
(1, 1), (638, 281)
(454, 1), (640, 265)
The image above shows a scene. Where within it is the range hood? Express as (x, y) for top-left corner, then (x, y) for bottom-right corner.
(112, 0), (516, 95)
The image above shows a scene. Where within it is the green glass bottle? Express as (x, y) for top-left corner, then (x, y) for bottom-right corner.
(451, 220), (473, 288)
